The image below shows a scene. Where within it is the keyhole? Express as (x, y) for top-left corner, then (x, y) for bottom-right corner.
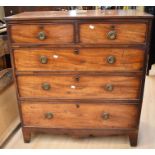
(76, 104), (80, 108)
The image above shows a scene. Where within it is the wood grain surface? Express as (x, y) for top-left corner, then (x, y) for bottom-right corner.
(4, 10), (153, 21)
(80, 23), (147, 44)
(21, 102), (138, 129)
(17, 75), (141, 99)
(5, 10), (153, 145)
(3, 76), (155, 149)
(13, 48), (145, 72)
(10, 24), (74, 44)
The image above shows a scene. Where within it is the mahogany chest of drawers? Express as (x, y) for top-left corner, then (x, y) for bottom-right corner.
(5, 10), (153, 146)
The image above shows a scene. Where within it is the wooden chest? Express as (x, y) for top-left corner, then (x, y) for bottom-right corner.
(5, 10), (153, 146)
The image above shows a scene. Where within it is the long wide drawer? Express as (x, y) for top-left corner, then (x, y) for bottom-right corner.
(14, 48), (145, 72)
(17, 75), (141, 99)
(10, 24), (74, 44)
(80, 23), (147, 44)
(21, 102), (138, 129)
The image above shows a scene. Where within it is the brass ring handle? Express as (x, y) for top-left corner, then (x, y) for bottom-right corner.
(44, 112), (54, 119)
(105, 84), (113, 91)
(40, 56), (48, 64)
(107, 56), (116, 64)
(42, 82), (51, 90)
(101, 112), (110, 120)
(107, 30), (117, 40)
(38, 31), (46, 40)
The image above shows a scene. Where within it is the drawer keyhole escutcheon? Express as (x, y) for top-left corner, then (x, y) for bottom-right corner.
(105, 84), (113, 91)
(74, 49), (80, 55)
(40, 56), (48, 64)
(107, 55), (116, 64)
(76, 104), (80, 108)
(44, 112), (54, 119)
(107, 30), (117, 40)
(101, 112), (110, 120)
(38, 31), (46, 40)
(75, 75), (80, 82)
(42, 83), (51, 90)
(110, 25), (115, 29)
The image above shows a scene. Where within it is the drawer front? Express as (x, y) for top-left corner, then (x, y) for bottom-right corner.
(21, 102), (138, 129)
(17, 75), (141, 99)
(14, 48), (145, 72)
(10, 24), (74, 44)
(80, 23), (147, 44)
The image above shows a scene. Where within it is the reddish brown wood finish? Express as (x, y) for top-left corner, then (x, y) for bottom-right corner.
(21, 102), (138, 129)
(5, 10), (153, 146)
(13, 48), (145, 72)
(22, 127), (31, 143)
(4, 10), (153, 21)
(10, 24), (74, 44)
(80, 23), (147, 44)
(22, 127), (138, 143)
(129, 130), (138, 146)
(17, 75), (141, 100)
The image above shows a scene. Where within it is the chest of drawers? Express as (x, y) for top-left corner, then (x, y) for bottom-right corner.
(5, 10), (153, 146)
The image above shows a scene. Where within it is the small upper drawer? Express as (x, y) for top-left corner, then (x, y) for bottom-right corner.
(13, 48), (145, 72)
(10, 24), (74, 44)
(80, 23), (147, 44)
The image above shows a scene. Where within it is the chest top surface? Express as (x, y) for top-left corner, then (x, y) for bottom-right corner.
(5, 10), (153, 21)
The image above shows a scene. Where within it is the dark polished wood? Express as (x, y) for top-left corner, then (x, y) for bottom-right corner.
(5, 10), (153, 147)
(129, 131), (138, 146)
